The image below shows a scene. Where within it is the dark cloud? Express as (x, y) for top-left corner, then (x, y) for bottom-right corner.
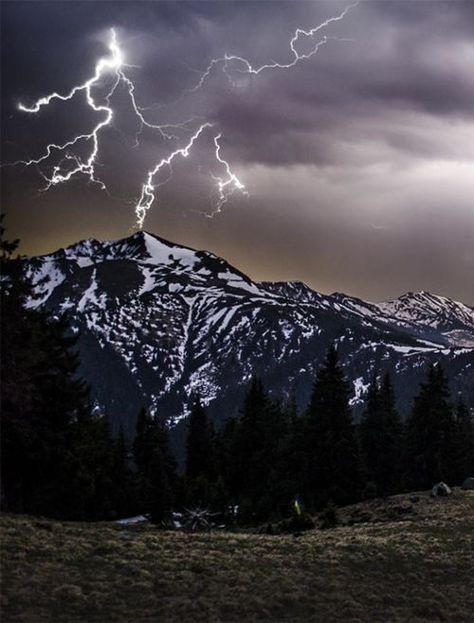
(1, 0), (473, 303)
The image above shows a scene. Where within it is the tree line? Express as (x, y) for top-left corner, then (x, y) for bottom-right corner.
(179, 349), (473, 524)
(1, 226), (473, 523)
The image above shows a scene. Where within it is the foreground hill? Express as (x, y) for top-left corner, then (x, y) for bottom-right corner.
(2, 490), (474, 622)
(24, 231), (474, 434)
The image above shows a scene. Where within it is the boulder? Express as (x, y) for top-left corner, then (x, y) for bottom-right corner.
(431, 482), (452, 497)
(461, 477), (474, 490)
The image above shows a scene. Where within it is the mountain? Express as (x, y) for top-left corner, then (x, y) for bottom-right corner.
(24, 231), (474, 438)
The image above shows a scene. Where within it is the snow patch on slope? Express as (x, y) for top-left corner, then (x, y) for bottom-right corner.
(26, 261), (66, 309)
(139, 267), (156, 296)
(77, 270), (107, 312)
(142, 233), (198, 268)
(350, 377), (370, 406)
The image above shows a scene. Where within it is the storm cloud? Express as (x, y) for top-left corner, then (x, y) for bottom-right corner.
(2, 1), (473, 303)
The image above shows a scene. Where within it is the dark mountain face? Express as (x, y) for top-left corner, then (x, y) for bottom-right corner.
(24, 231), (474, 437)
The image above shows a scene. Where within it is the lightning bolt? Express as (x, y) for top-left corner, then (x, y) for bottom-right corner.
(188, 2), (358, 91)
(16, 30), (124, 191)
(11, 2), (357, 227)
(13, 28), (244, 226)
(210, 133), (247, 217)
(135, 122), (212, 228)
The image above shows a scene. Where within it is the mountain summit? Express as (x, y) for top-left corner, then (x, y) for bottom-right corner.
(24, 232), (474, 434)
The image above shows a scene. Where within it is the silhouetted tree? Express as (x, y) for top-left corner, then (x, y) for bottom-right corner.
(405, 364), (456, 488)
(133, 407), (176, 523)
(233, 377), (269, 509)
(0, 225), (109, 518)
(215, 378), (296, 521)
(453, 398), (474, 482)
(359, 373), (403, 496)
(186, 396), (215, 481)
(110, 426), (137, 517)
(185, 395), (219, 506)
(305, 346), (361, 508)
(215, 416), (240, 503)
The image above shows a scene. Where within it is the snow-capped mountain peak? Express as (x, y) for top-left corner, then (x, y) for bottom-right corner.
(374, 290), (474, 347)
(37, 231), (198, 266)
(21, 232), (474, 431)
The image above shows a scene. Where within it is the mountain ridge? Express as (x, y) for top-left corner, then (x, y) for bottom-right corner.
(23, 231), (474, 437)
(31, 230), (474, 309)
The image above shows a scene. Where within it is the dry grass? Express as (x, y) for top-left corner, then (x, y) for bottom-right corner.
(1, 489), (474, 622)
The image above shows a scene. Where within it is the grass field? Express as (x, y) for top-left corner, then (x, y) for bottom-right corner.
(1, 490), (473, 622)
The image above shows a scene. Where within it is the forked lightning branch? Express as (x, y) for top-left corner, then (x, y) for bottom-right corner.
(13, 4), (357, 228)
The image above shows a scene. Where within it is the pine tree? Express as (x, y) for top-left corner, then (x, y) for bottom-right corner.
(215, 378), (295, 522)
(453, 398), (474, 483)
(234, 378), (274, 520)
(185, 395), (215, 482)
(1, 227), (42, 511)
(111, 426), (137, 518)
(257, 399), (294, 519)
(185, 395), (219, 507)
(405, 364), (456, 489)
(31, 315), (95, 517)
(64, 410), (116, 520)
(305, 345), (361, 508)
(359, 377), (380, 494)
(359, 373), (403, 497)
(133, 408), (176, 523)
(0, 225), (109, 518)
(233, 377), (269, 509)
(215, 415), (240, 502)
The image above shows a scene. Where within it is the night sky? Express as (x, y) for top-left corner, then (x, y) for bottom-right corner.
(2, 1), (474, 303)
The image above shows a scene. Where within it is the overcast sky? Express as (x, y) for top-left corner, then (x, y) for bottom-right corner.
(2, 0), (473, 303)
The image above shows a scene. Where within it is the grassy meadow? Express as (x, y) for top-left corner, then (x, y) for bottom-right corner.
(1, 489), (473, 622)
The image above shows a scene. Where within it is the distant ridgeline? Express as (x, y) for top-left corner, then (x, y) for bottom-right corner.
(21, 231), (474, 439)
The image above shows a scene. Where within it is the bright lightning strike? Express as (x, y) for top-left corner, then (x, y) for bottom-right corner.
(135, 122), (212, 228)
(189, 2), (358, 90)
(14, 28), (244, 227)
(134, 126), (246, 227)
(16, 30), (123, 191)
(12, 3), (357, 227)
(210, 134), (247, 217)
